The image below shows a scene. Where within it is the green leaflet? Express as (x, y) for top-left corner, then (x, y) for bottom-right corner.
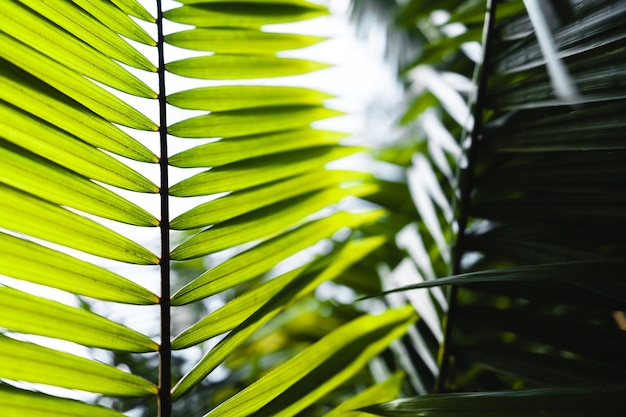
(172, 238), (390, 399)
(71, 0), (155, 45)
(0, 286), (158, 352)
(110, 0), (155, 22)
(168, 85), (333, 111)
(172, 236), (386, 349)
(171, 183), (376, 264)
(166, 55), (330, 80)
(170, 170), (369, 229)
(165, 28), (325, 54)
(169, 146), (362, 197)
(171, 265), (310, 349)
(359, 384), (626, 416)
(0, 66), (157, 162)
(204, 305), (416, 417)
(0, 336), (157, 396)
(169, 129), (347, 168)
(168, 107), (342, 139)
(326, 372), (405, 416)
(0, 232), (158, 304)
(171, 264), (316, 400)
(164, 2), (328, 28)
(0, 143), (158, 226)
(177, 0), (326, 5)
(0, 385), (125, 417)
(0, 185), (158, 265)
(17, 0), (155, 71)
(171, 209), (386, 303)
(0, 32), (157, 130)
(0, 2), (155, 98)
(0, 102), (157, 192)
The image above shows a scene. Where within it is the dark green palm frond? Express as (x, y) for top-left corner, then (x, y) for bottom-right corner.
(351, 0), (626, 414)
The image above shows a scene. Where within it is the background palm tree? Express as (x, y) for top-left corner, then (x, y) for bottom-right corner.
(346, 0), (626, 414)
(1, 0), (625, 416)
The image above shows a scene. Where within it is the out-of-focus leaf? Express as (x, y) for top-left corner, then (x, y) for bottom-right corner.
(326, 372), (405, 416)
(360, 384), (626, 416)
(71, 0), (155, 45)
(205, 306), (416, 417)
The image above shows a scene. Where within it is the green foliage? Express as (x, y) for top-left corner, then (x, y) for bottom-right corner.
(2, 0), (626, 415)
(0, 0), (414, 416)
(349, 0), (626, 413)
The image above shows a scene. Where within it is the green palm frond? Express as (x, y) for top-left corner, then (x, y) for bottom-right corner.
(0, 0), (416, 415)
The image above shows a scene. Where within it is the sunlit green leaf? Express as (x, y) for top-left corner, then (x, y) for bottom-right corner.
(18, 0), (155, 70)
(111, 0), (155, 22)
(0, 185), (158, 265)
(171, 170), (368, 229)
(168, 85), (333, 111)
(171, 185), (374, 259)
(169, 106), (341, 139)
(169, 129), (346, 168)
(0, 385), (125, 417)
(326, 372), (405, 416)
(166, 55), (330, 80)
(0, 2), (156, 98)
(0, 32), (157, 130)
(0, 336), (157, 396)
(72, 0), (155, 45)
(0, 232), (158, 304)
(164, 2), (328, 28)
(0, 143), (158, 226)
(0, 65), (157, 162)
(0, 103), (158, 192)
(0, 286), (158, 352)
(169, 146), (361, 197)
(171, 209), (386, 302)
(165, 28), (325, 54)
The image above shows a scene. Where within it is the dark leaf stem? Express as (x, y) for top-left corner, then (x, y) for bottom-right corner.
(156, 1), (171, 416)
(436, 0), (499, 393)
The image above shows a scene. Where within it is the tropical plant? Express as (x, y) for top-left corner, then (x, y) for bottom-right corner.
(0, 0), (417, 416)
(2, 0), (626, 416)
